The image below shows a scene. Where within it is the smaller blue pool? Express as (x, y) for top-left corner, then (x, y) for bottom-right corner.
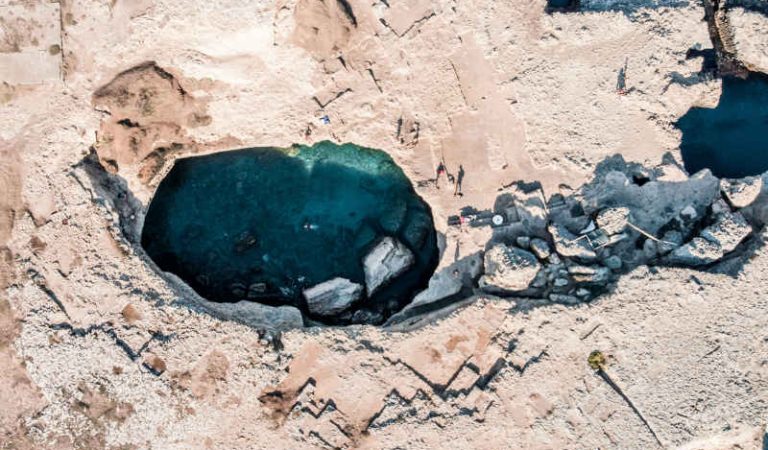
(678, 74), (768, 179)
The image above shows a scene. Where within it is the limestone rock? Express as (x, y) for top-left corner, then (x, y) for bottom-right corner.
(727, 7), (768, 75)
(643, 239), (658, 259)
(204, 301), (304, 330)
(497, 183), (549, 236)
(402, 210), (431, 249)
(530, 238), (551, 260)
(658, 230), (684, 255)
(721, 177), (763, 208)
(700, 209), (752, 255)
(406, 270), (463, 310)
(568, 265), (612, 284)
(548, 223), (597, 263)
(303, 278), (363, 317)
(596, 207), (630, 235)
(379, 197), (408, 234)
(531, 270), (548, 288)
(479, 244), (541, 293)
(549, 293), (580, 305)
(363, 237), (415, 296)
(668, 237), (724, 267)
(666, 208), (751, 267)
(350, 309), (384, 325)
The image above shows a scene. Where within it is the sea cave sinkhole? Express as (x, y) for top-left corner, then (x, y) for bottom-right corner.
(140, 141), (439, 326)
(678, 73), (768, 179)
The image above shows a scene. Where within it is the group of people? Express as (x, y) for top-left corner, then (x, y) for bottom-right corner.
(435, 160), (465, 197)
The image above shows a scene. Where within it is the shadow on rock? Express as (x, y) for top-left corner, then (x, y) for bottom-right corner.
(387, 152), (768, 329)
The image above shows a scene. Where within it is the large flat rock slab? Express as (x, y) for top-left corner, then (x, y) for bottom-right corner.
(363, 237), (415, 296)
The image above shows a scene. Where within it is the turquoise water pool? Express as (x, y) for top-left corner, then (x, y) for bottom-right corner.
(141, 141), (438, 325)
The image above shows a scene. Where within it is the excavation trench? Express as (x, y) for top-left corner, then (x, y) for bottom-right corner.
(140, 142), (439, 326)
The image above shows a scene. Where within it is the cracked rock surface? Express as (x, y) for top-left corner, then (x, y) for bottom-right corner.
(2, 0), (768, 449)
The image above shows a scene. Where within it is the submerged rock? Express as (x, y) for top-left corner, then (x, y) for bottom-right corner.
(303, 278), (363, 316)
(402, 210), (432, 250)
(479, 244), (541, 293)
(379, 197), (408, 234)
(363, 237), (415, 296)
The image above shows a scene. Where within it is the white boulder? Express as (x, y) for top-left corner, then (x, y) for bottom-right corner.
(700, 209), (752, 255)
(530, 238), (551, 260)
(668, 237), (724, 267)
(548, 223), (597, 263)
(721, 177), (763, 209)
(303, 278), (363, 316)
(363, 237), (415, 296)
(480, 244), (541, 293)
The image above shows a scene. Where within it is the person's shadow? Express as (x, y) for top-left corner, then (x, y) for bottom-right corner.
(454, 165), (465, 196)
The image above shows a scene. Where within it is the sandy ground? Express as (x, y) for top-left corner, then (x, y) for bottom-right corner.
(1, 0), (768, 448)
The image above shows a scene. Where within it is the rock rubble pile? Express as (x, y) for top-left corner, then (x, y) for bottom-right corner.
(395, 155), (765, 322)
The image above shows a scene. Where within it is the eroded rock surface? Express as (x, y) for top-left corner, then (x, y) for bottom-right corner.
(5, 0), (768, 449)
(727, 6), (768, 74)
(548, 223), (598, 263)
(721, 176), (763, 208)
(303, 277), (362, 317)
(479, 244), (541, 293)
(93, 62), (211, 190)
(363, 237), (415, 296)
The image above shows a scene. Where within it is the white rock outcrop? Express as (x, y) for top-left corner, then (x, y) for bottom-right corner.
(669, 209), (752, 266)
(363, 237), (415, 296)
(530, 238), (551, 260)
(303, 278), (363, 316)
(204, 301), (304, 330)
(721, 177), (763, 208)
(668, 237), (725, 267)
(480, 244), (541, 293)
(700, 209), (753, 255)
(548, 223), (597, 262)
(728, 7), (768, 74)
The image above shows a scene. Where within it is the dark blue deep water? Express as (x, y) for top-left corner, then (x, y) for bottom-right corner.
(141, 142), (438, 324)
(678, 74), (768, 178)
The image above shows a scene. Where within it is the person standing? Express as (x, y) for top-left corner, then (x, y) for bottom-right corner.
(435, 161), (447, 188)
